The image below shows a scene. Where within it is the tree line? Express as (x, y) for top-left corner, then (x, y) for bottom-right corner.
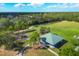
(0, 12), (79, 31)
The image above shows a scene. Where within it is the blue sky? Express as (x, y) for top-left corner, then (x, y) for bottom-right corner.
(0, 3), (79, 12)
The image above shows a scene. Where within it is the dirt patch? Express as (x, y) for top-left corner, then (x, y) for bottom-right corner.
(24, 48), (55, 56)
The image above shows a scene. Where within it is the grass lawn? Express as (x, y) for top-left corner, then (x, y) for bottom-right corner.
(34, 21), (79, 56)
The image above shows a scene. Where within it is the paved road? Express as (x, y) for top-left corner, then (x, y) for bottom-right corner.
(47, 48), (59, 56)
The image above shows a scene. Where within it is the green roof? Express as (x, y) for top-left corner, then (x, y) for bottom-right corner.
(40, 33), (63, 45)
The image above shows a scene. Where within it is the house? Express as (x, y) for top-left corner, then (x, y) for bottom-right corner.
(40, 33), (64, 48)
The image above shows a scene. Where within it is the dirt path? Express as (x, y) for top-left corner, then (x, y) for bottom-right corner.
(0, 48), (17, 56)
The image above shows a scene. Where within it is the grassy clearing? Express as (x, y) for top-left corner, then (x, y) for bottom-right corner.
(35, 21), (79, 41)
(33, 21), (79, 55)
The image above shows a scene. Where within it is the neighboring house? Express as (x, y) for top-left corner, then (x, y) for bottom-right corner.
(40, 33), (64, 48)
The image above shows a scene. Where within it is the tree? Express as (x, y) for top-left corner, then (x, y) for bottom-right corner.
(59, 46), (79, 56)
(27, 31), (39, 48)
(40, 27), (50, 34)
(0, 33), (16, 50)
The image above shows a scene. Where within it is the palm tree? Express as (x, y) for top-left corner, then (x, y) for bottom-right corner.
(28, 31), (40, 49)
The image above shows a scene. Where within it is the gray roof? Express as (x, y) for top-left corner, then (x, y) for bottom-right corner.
(40, 33), (63, 45)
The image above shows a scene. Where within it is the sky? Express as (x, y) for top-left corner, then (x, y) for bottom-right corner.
(0, 3), (79, 12)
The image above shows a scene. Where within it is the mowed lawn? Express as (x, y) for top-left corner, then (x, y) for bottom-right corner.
(32, 21), (79, 56)
(35, 21), (79, 42)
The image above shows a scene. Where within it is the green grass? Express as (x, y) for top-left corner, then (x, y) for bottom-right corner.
(34, 21), (79, 56)
(35, 21), (79, 39)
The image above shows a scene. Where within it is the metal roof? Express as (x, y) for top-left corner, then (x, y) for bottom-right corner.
(40, 33), (63, 45)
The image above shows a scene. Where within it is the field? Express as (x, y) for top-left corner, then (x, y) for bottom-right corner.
(32, 21), (79, 56)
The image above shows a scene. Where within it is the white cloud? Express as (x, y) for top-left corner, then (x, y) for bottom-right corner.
(47, 5), (57, 8)
(59, 4), (69, 8)
(14, 3), (26, 8)
(61, 3), (79, 8)
(70, 3), (79, 8)
(26, 3), (44, 7)
(47, 3), (72, 9)
(14, 3), (44, 8)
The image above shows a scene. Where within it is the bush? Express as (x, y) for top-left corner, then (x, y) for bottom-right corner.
(40, 27), (50, 34)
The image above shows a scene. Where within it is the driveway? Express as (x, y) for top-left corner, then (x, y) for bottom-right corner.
(47, 48), (59, 56)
